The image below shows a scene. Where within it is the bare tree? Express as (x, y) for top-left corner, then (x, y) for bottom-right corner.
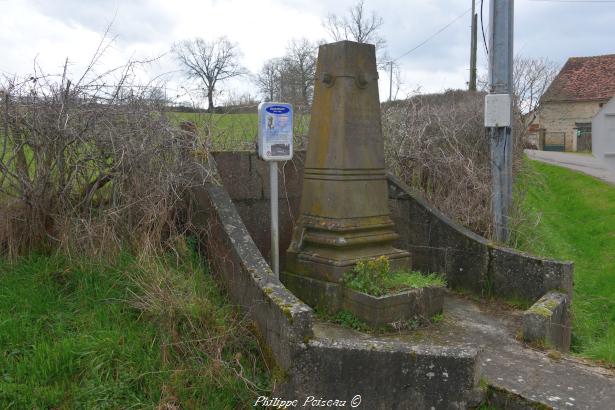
(253, 39), (316, 109)
(280, 39), (317, 110)
(255, 58), (282, 102)
(173, 37), (245, 112)
(324, 0), (386, 50)
(513, 55), (559, 117)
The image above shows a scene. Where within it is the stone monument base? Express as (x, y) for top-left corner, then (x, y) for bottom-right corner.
(286, 246), (411, 283)
(280, 271), (444, 326)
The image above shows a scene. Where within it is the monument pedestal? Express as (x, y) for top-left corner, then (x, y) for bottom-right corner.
(286, 215), (411, 283)
(286, 40), (410, 283)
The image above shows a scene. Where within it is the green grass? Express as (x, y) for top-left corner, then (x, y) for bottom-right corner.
(343, 256), (446, 297)
(514, 159), (615, 363)
(0, 251), (270, 408)
(169, 111), (310, 151)
(384, 271), (447, 293)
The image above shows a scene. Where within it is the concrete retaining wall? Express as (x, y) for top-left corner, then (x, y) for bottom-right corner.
(188, 161), (313, 370)
(193, 153), (484, 407)
(212, 151), (573, 303)
(387, 174), (573, 302)
(210, 151), (304, 273)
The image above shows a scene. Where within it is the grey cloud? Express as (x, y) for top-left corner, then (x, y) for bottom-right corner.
(28, 0), (176, 44)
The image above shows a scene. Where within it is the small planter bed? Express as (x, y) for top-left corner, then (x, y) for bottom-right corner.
(340, 257), (446, 326)
(281, 256), (446, 328)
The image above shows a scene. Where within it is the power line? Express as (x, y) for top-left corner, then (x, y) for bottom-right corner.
(481, 0), (489, 57)
(390, 7), (472, 63)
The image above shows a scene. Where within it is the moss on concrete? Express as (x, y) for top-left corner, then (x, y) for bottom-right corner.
(528, 305), (553, 318)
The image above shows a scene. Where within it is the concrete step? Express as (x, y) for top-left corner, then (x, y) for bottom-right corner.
(316, 294), (615, 409)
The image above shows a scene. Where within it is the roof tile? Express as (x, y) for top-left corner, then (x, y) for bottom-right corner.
(542, 54), (615, 102)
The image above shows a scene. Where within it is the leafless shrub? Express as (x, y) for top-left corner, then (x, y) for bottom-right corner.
(0, 58), (206, 258)
(383, 89), (526, 239)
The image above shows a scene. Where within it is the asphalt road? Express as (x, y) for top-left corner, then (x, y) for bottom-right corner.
(525, 149), (615, 186)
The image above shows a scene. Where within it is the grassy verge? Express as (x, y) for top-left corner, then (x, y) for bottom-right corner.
(0, 247), (270, 408)
(169, 111), (310, 150)
(514, 159), (615, 363)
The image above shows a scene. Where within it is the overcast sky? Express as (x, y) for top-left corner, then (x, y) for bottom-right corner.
(1, 0), (614, 104)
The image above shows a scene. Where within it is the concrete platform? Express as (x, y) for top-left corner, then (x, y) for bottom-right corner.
(314, 294), (615, 409)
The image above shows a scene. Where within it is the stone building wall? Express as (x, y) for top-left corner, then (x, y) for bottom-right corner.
(540, 100), (605, 151)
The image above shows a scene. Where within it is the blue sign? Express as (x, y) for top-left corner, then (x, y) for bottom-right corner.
(266, 106), (290, 114)
(258, 102), (294, 161)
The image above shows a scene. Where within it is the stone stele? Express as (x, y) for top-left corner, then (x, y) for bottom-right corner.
(286, 40), (410, 283)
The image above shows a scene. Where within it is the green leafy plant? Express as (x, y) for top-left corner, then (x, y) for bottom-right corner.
(342, 256), (446, 297)
(343, 256), (391, 296)
(431, 313), (444, 324)
(331, 310), (372, 332)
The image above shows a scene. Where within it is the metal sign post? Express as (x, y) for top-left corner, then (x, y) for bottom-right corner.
(258, 102), (294, 278)
(270, 161), (279, 276)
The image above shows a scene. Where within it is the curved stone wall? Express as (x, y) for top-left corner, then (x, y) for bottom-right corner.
(211, 151), (573, 303)
(387, 174), (573, 302)
(190, 153), (484, 408)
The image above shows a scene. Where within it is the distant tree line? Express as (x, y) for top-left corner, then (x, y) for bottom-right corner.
(173, 0), (389, 113)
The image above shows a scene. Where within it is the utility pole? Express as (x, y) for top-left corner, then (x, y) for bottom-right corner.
(486, 0), (514, 242)
(388, 61), (394, 101)
(469, 0), (478, 91)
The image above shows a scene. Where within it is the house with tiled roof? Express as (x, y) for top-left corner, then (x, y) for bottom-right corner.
(537, 54), (615, 151)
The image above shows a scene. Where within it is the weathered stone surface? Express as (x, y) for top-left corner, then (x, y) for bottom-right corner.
(280, 270), (343, 314)
(485, 386), (550, 410)
(343, 286), (444, 326)
(490, 247), (573, 301)
(281, 270), (445, 326)
(281, 321), (483, 410)
(193, 153), (614, 409)
(523, 291), (571, 351)
(188, 158), (313, 371)
(211, 151), (305, 272)
(192, 155), (484, 408)
(286, 41), (410, 283)
(387, 173), (574, 303)
(395, 295), (615, 409)
(212, 151), (574, 305)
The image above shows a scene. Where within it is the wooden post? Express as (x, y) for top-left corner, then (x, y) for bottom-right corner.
(469, 0), (478, 91)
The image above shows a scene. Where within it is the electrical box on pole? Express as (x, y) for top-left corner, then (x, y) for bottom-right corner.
(257, 102), (294, 278)
(484, 94), (512, 127)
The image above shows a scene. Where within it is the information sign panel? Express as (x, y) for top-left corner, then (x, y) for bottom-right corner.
(258, 102), (293, 161)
